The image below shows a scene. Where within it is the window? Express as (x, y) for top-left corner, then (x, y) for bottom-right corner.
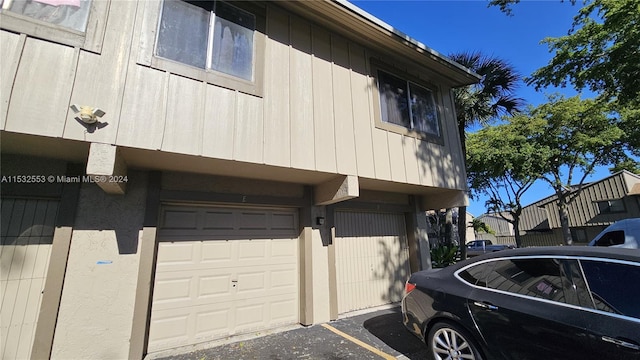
(570, 228), (588, 243)
(580, 260), (640, 319)
(156, 0), (255, 81)
(596, 199), (625, 214)
(375, 67), (442, 141)
(593, 230), (625, 246)
(458, 261), (496, 287)
(0, 0), (107, 52)
(484, 259), (568, 302)
(2, 0), (91, 32)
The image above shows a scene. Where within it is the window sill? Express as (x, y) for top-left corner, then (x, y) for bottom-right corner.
(375, 121), (444, 146)
(148, 55), (264, 97)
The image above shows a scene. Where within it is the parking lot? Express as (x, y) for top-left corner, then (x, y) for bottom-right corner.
(151, 306), (429, 360)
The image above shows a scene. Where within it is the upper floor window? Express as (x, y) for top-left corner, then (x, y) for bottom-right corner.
(2, 0), (91, 32)
(596, 199), (625, 214)
(156, 0), (255, 81)
(376, 68), (441, 140)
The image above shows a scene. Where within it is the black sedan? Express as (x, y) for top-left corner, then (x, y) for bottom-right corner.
(401, 247), (640, 360)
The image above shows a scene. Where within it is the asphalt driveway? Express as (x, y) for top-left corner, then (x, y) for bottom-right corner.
(152, 306), (429, 360)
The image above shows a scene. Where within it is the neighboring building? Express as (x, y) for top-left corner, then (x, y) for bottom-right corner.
(474, 212), (514, 245)
(0, 0), (480, 358)
(478, 171), (640, 247)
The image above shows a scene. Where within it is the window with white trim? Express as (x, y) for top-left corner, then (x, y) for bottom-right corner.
(156, 0), (255, 81)
(376, 68), (441, 140)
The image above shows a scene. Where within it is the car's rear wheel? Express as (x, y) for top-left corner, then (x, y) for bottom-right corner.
(426, 321), (483, 360)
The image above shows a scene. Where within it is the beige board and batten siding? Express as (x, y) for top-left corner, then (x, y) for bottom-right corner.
(334, 211), (410, 314)
(127, 4), (464, 189)
(0, 198), (59, 360)
(1, 1), (466, 190)
(148, 205), (300, 353)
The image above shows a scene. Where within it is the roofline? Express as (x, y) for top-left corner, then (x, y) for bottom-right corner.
(276, 1), (482, 87)
(525, 170), (640, 209)
(333, 0), (482, 83)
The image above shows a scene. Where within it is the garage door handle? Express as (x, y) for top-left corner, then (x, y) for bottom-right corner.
(232, 280), (238, 288)
(602, 336), (640, 351)
(473, 301), (498, 311)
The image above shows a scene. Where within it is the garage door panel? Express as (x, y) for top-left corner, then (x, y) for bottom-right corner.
(149, 206), (299, 353)
(202, 210), (235, 230)
(237, 212), (268, 230)
(148, 313), (190, 345)
(195, 309), (230, 335)
(153, 273), (236, 309)
(151, 277), (192, 305)
(271, 238), (298, 257)
(0, 198), (58, 360)
(199, 274), (234, 298)
(271, 212), (297, 231)
(201, 241), (232, 262)
(335, 211), (410, 314)
(156, 242), (194, 266)
(161, 209), (199, 230)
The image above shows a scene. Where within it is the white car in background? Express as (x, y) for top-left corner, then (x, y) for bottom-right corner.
(588, 218), (640, 249)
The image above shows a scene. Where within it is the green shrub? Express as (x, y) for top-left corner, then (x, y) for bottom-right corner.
(430, 244), (459, 268)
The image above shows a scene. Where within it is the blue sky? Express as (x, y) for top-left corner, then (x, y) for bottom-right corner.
(351, 0), (614, 216)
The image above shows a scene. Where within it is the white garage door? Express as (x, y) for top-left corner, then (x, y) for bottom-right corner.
(1, 198), (58, 360)
(335, 211), (410, 314)
(148, 205), (300, 353)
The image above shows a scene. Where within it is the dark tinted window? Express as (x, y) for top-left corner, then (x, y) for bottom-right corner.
(594, 231), (625, 246)
(561, 260), (594, 308)
(581, 260), (640, 319)
(483, 259), (577, 304)
(458, 261), (496, 287)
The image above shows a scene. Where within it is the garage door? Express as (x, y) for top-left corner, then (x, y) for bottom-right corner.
(147, 205), (300, 353)
(335, 211), (410, 314)
(1, 198), (58, 360)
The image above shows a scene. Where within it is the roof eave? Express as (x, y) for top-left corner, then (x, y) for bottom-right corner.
(278, 0), (482, 87)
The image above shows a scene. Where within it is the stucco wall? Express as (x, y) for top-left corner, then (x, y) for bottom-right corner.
(51, 171), (147, 359)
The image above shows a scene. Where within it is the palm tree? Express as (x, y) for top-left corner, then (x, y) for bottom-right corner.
(449, 51), (524, 259)
(469, 218), (494, 239)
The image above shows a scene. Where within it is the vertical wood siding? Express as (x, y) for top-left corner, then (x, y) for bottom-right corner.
(63, 0), (138, 144)
(117, 66), (168, 150)
(334, 211), (410, 313)
(5, 37), (77, 137)
(289, 16), (315, 170)
(311, 26), (338, 173)
(264, 6), (291, 168)
(1, 198), (58, 360)
(349, 43), (376, 178)
(1, 1), (467, 191)
(0, 31), (23, 130)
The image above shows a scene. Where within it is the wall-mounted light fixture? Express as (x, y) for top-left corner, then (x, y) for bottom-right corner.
(316, 217), (325, 226)
(70, 104), (105, 124)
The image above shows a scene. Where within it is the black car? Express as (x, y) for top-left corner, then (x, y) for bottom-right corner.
(401, 247), (640, 360)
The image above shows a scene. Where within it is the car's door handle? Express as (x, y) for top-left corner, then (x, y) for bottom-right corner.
(602, 336), (640, 351)
(473, 301), (499, 311)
